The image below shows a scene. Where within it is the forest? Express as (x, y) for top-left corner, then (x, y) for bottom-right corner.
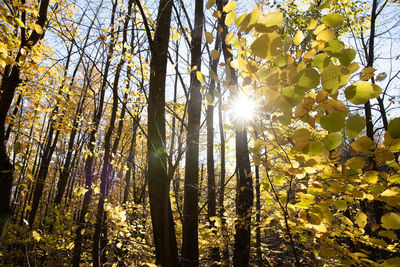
(0, 0), (400, 266)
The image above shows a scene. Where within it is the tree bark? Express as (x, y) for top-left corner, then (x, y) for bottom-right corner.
(181, 0), (204, 265)
(146, 0), (178, 265)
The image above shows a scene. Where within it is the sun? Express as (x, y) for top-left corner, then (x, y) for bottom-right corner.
(229, 94), (257, 124)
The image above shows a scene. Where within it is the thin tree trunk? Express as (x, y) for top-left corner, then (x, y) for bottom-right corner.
(181, 0), (204, 265)
(217, 0), (253, 265)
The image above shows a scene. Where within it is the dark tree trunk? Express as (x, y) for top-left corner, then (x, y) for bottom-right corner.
(181, 0), (204, 266)
(145, 0), (178, 265)
(217, 0), (253, 265)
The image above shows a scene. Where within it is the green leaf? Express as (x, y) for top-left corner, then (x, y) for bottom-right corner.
(223, 1), (237, 12)
(345, 114), (365, 138)
(322, 13), (344, 28)
(381, 212), (400, 230)
(338, 48), (356, 66)
(324, 132), (342, 150)
(388, 118), (400, 139)
(345, 81), (382, 105)
(209, 69), (219, 82)
(334, 199), (347, 211)
(347, 157), (365, 169)
(225, 11), (237, 26)
(282, 86), (304, 105)
(306, 141), (324, 156)
(312, 53), (329, 71)
(321, 65), (342, 94)
(294, 68), (320, 90)
(320, 112), (345, 132)
(196, 71), (205, 83)
(250, 32), (282, 60)
(324, 40), (343, 57)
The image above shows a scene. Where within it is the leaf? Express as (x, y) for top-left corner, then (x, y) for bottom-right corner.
(382, 257), (400, 267)
(306, 141), (324, 156)
(210, 49), (220, 60)
(321, 65), (342, 94)
(381, 212), (400, 230)
(223, 1), (237, 12)
(312, 53), (329, 71)
(32, 230), (41, 242)
(225, 32), (235, 45)
(351, 136), (374, 152)
(14, 17), (25, 28)
(257, 12), (283, 29)
(307, 19), (318, 30)
(388, 118), (400, 139)
(209, 69), (219, 82)
(316, 29), (335, 42)
(294, 31), (304, 46)
(344, 81), (382, 105)
(345, 114), (365, 138)
(324, 132), (342, 150)
(360, 67), (376, 81)
(338, 48), (356, 66)
(196, 71), (205, 83)
(33, 24), (43, 35)
(320, 112), (345, 132)
(334, 199), (347, 211)
(294, 68), (320, 90)
(206, 0), (216, 9)
(375, 147), (394, 162)
(250, 32), (282, 60)
(225, 11), (237, 26)
(347, 157), (365, 170)
(322, 13), (344, 28)
(292, 128), (310, 151)
(355, 211), (367, 229)
(205, 32), (213, 44)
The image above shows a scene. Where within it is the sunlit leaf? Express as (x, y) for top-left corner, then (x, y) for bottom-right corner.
(322, 13), (344, 28)
(347, 157), (365, 170)
(205, 32), (213, 44)
(223, 1), (237, 12)
(324, 132), (342, 150)
(344, 81), (382, 105)
(225, 11), (237, 26)
(294, 31), (304, 46)
(196, 71), (205, 83)
(334, 199), (347, 211)
(355, 211), (367, 229)
(351, 136), (374, 152)
(316, 29), (335, 42)
(345, 114), (365, 138)
(382, 212), (400, 230)
(388, 118), (400, 139)
(320, 112), (345, 132)
(250, 32), (282, 60)
(206, 0), (216, 9)
(294, 68), (320, 90)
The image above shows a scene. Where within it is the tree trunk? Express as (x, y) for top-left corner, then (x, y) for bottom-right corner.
(146, 0), (178, 265)
(181, 0), (204, 265)
(217, 0), (253, 265)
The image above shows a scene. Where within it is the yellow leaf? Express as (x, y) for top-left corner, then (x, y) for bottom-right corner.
(196, 71), (205, 83)
(351, 136), (374, 151)
(32, 230), (41, 242)
(225, 32), (235, 45)
(381, 212), (400, 230)
(355, 211), (367, 229)
(33, 24), (43, 35)
(205, 32), (213, 44)
(334, 199), (347, 211)
(223, 1), (237, 13)
(225, 11), (237, 26)
(294, 31), (304, 46)
(307, 19), (318, 30)
(316, 29), (335, 42)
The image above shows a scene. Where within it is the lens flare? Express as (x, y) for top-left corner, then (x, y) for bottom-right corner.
(229, 94), (257, 123)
